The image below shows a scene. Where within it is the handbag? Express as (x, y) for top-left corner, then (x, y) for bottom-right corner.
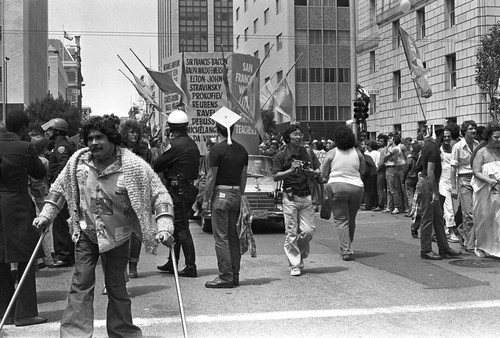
(320, 195), (331, 220)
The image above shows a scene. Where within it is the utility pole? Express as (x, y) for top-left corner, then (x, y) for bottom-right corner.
(1, 0), (6, 122)
(75, 36), (83, 116)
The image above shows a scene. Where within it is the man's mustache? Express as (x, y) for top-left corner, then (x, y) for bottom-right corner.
(90, 145), (102, 152)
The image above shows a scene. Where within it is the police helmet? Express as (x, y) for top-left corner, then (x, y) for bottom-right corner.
(167, 110), (189, 127)
(41, 118), (68, 133)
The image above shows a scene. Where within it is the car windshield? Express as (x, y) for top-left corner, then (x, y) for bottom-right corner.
(247, 155), (273, 177)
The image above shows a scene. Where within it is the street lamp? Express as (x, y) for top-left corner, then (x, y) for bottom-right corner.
(2, 57), (9, 120)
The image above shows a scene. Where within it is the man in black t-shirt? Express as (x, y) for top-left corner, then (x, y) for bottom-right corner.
(417, 129), (462, 260)
(203, 120), (248, 288)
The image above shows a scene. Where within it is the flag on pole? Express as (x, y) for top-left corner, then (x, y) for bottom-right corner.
(399, 26), (432, 98)
(64, 31), (73, 41)
(146, 67), (190, 105)
(273, 78), (294, 122)
(239, 69), (265, 139)
(119, 69), (161, 111)
(260, 81), (275, 110)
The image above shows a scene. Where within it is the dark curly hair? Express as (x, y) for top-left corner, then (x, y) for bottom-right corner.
(444, 123), (460, 140)
(82, 116), (122, 146)
(484, 122), (500, 141)
(333, 125), (356, 151)
(120, 119), (143, 146)
(282, 124), (302, 144)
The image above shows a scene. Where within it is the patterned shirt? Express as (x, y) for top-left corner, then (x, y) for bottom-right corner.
(76, 148), (139, 252)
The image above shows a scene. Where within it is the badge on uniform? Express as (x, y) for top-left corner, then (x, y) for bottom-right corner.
(57, 146), (66, 154)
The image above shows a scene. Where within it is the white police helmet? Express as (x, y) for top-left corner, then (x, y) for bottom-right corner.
(167, 110), (189, 127)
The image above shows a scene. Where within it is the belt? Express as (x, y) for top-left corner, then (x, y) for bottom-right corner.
(292, 189), (310, 197)
(215, 185), (240, 190)
(458, 173), (473, 177)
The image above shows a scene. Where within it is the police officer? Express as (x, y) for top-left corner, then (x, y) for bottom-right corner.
(42, 118), (75, 268)
(154, 110), (200, 277)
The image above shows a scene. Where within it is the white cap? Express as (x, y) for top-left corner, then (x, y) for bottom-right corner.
(210, 107), (241, 145)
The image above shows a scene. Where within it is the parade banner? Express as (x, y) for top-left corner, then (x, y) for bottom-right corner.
(161, 52), (260, 154)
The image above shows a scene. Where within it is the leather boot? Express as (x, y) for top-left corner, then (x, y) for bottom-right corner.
(129, 262), (138, 278)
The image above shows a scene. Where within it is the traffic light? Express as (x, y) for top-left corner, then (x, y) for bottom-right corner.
(353, 97), (368, 124)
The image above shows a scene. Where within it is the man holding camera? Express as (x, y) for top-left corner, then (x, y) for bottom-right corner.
(273, 124), (321, 276)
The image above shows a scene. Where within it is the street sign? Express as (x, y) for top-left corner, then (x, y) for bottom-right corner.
(365, 87), (380, 95)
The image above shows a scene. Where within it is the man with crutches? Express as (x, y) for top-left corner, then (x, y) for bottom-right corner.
(33, 116), (175, 337)
(0, 110), (47, 327)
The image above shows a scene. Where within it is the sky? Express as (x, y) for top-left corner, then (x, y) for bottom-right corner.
(48, 0), (158, 117)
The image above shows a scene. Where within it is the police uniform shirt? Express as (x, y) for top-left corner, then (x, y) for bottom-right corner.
(153, 133), (200, 181)
(48, 136), (75, 184)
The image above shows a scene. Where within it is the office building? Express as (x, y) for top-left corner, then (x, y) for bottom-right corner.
(234, 0), (352, 138)
(356, 0), (499, 138)
(1, 0), (48, 118)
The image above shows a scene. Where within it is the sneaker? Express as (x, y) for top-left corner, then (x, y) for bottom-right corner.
(290, 267), (301, 276)
(382, 208), (392, 213)
(372, 207), (383, 211)
(475, 248), (487, 258)
(391, 208), (401, 214)
(448, 234), (460, 243)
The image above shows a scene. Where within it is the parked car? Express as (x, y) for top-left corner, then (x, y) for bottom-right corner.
(200, 155), (284, 232)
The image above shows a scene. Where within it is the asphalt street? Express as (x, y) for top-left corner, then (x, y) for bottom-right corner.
(2, 210), (500, 337)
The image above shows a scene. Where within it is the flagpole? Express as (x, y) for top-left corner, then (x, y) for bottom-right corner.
(130, 48), (149, 70)
(261, 53), (302, 110)
(117, 55), (136, 77)
(398, 25), (427, 122)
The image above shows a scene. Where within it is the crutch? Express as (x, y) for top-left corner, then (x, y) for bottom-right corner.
(0, 230), (46, 332)
(168, 243), (188, 338)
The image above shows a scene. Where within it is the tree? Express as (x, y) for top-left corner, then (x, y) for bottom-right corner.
(475, 22), (500, 122)
(25, 94), (82, 136)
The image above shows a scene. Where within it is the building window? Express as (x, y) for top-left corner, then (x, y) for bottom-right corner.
(295, 29), (307, 45)
(254, 19), (258, 34)
(310, 106), (323, 121)
(369, 0), (376, 23)
(254, 50), (259, 58)
(297, 106), (308, 121)
(324, 106), (337, 120)
(309, 30), (322, 45)
(277, 70), (283, 82)
(369, 51), (375, 73)
(338, 68), (350, 83)
(236, 35), (240, 49)
(264, 8), (269, 25)
(417, 8), (426, 39)
(264, 42), (271, 55)
(393, 70), (401, 100)
(295, 0), (307, 5)
(276, 33), (283, 50)
(324, 68), (336, 82)
(337, 30), (350, 46)
(447, 53), (457, 89)
(393, 20), (401, 49)
(296, 68), (308, 82)
(310, 0), (322, 6)
(310, 68), (323, 82)
(323, 30), (336, 45)
(236, 7), (239, 21)
(446, 0), (455, 28)
(244, 28), (248, 41)
(324, 0), (335, 5)
(276, 0), (281, 14)
(337, 0), (349, 7)
(338, 106), (351, 121)
(244, 0), (247, 12)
